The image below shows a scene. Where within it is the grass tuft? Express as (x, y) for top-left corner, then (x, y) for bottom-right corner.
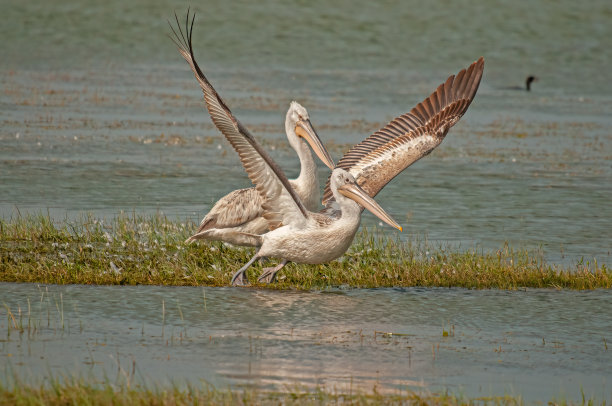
(0, 377), (536, 405)
(1, 377), (606, 405)
(1, 213), (609, 289)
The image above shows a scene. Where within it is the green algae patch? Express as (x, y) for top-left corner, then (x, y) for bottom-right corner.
(1, 213), (609, 290)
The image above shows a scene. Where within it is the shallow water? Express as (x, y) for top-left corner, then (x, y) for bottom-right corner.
(1, 283), (611, 401)
(2, 2), (612, 402)
(1, 0), (611, 266)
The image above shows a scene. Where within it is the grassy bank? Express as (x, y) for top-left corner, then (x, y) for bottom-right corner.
(0, 378), (593, 406)
(0, 213), (609, 289)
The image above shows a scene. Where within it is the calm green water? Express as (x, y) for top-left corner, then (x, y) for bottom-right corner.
(1, 283), (611, 402)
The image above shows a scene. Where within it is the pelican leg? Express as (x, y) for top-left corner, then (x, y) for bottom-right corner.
(257, 260), (289, 284)
(231, 254), (259, 286)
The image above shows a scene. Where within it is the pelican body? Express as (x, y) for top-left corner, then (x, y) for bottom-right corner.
(256, 170), (380, 264)
(231, 168), (402, 285)
(186, 102), (334, 246)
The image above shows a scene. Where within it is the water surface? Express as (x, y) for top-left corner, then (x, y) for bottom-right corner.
(2, 2), (611, 402)
(1, 283), (610, 402)
(2, 0), (611, 265)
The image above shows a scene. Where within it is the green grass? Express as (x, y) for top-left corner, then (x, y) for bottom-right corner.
(0, 213), (609, 289)
(0, 377), (606, 405)
(0, 378), (591, 406)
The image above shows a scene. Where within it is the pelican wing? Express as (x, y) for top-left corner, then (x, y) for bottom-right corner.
(322, 57), (484, 206)
(196, 187), (264, 232)
(170, 11), (308, 229)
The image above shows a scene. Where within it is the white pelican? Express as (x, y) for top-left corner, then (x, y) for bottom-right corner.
(309, 57), (484, 284)
(184, 101), (334, 247)
(170, 12), (402, 286)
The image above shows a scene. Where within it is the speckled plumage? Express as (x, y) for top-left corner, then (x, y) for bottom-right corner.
(322, 57), (484, 207)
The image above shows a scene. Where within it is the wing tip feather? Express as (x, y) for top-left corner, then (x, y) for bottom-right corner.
(322, 56), (485, 206)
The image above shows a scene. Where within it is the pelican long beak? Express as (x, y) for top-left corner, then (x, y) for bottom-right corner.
(338, 182), (403, 232)
(295, 119), (335, 170)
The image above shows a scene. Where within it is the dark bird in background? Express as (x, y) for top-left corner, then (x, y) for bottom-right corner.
(525, 75), (537, 91)
(504, 75), (537, 91)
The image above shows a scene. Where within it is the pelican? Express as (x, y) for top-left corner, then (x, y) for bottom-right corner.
(184, 101), (334, 247)
(170, 12), (402, 286)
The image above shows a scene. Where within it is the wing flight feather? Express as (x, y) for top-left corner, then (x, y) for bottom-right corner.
(169, 11), (308, 229)
(322, 57), (484, 205)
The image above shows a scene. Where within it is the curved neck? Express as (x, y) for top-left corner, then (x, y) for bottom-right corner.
(293, 139), (319, 209)
(285, 114), (320, 210)
(294, 139), (317, 184)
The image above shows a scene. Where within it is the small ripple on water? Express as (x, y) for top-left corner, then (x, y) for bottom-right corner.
(1, 283), (610, 401)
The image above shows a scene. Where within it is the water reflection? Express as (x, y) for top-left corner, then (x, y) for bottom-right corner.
(1, 283), (610, 401)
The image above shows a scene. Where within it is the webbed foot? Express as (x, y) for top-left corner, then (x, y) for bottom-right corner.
(231, 271), (250, 286)
(257, 260), (288, 284)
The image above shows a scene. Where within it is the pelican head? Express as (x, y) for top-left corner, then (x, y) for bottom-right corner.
(285, 101), (335, 169)
(330, 168), (402, 232)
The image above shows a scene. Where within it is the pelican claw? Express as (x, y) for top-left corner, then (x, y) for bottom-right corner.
(257, 260), (288, 284)
(257, 269), (276, 284)
(231, 272), (250, 286)
(230, 254), (259, 286)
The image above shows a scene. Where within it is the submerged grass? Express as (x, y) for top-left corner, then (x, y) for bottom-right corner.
(0, 213), (609, 289)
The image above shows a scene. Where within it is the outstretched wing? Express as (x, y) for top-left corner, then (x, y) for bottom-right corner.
(169, 11), (308, 230)
(322, 57), (484, 206)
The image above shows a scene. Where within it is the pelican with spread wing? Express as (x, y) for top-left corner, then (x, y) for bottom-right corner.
(263, 56), (484, 282)
(171, 25), (335, 248)
(170, 12), (402, 286)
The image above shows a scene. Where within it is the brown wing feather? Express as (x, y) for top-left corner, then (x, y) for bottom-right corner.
(169, 11), (308, 227)
(196, 187), (264, 233)
(322, 57), (484, 205)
